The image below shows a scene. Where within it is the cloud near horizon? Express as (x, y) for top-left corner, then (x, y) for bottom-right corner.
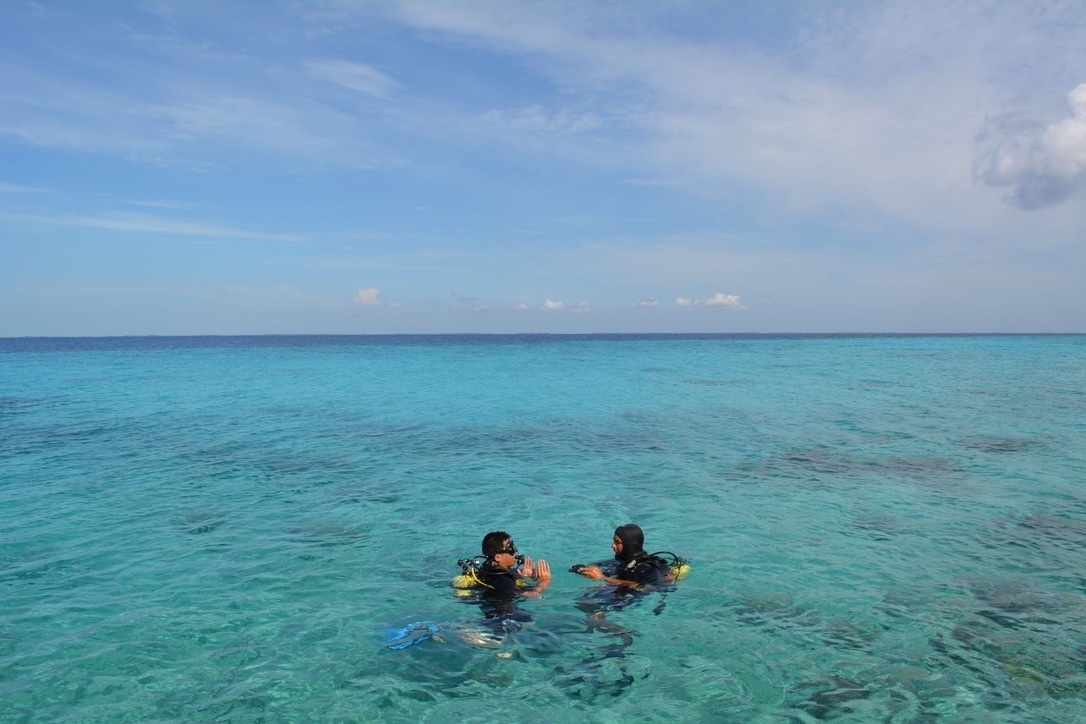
(704, 293), (745, 309)
(676, 293), (745, 309)
(354, 288), (381, 305)
(542, 299), (590, 313)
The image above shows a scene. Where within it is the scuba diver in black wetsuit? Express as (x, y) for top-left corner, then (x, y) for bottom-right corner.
(569, 523), (690, 619)
(471, 531), (551, 630)
(385, 532), (551, 650)
(558, 524), (686, 698)
(572, 523), (670, 589)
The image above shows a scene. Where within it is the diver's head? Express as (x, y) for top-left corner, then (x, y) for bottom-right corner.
(482, 531), (510, 558)
(482, 530), (522, 568)
(612, 523), (645, 561)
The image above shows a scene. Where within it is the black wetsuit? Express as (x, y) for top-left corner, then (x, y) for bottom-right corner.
(614, 552), (667, 586)
(576, 553), (669, 615)
(476, 561), (532, 624)
(577, 521), (673, 617)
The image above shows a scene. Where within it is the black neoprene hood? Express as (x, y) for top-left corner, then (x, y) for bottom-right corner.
(614, 523), (645, 560)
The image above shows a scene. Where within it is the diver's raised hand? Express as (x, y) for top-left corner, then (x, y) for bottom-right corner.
(519, 558), (551, 596)
(535, 559), (551, 583)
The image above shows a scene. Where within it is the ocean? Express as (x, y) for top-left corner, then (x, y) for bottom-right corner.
(2, 334), (1084, 722)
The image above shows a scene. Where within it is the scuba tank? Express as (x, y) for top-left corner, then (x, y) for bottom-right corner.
(452, 557), (486, 590)
(648, 551), (691, 581)
(451, 555), (530, 592)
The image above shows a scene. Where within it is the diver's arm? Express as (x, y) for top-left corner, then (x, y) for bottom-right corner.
(577, 565), (644, 588)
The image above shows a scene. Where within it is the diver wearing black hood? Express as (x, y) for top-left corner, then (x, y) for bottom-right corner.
(572, 523), (668, 587)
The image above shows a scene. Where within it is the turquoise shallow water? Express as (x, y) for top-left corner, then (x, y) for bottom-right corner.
(2, 334), (1085, 722)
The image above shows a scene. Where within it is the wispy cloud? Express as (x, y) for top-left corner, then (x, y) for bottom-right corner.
(123, 199), (196, 211)
(304, 59), (397, 97)
(7, 1), (1082, 226)
(481, 105), (601, 134)
(146, 93), (378, 167)
(382, 1), (1086, 230)
(0, 14), (391, 170)
(0, 183), (50, 194)
(2, 211), (306, 242)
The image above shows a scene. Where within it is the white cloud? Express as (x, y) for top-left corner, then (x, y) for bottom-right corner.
(703, 292), (744, 309)
(675, 292), (746, 309)
(632, 297), (658, 308)
(540, 298), (590, 313)
(354, 287), (381, 305)
(974, 83), (1086, 209)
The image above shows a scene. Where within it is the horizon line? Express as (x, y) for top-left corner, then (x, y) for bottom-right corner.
(3, 331), (1084, 340)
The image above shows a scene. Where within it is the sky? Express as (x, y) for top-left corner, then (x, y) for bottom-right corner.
(2, 0), (1085, 336)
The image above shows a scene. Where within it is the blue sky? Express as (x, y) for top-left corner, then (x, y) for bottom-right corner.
(2, 0), (1084, 335)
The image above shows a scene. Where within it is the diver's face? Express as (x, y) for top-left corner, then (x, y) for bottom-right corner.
(493, 538), (518, 568)
(612, 535), (623, 556)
